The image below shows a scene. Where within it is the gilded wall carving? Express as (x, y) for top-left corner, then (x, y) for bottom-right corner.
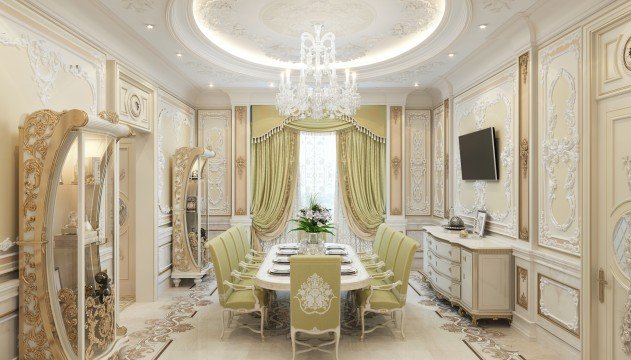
(432, 104), (445, 218)
(198, 109), (232, 216)
(454, 67), (518, 237)
(538, 30), (582, 256)
(390, 106), (403, 216)
(516, 266), (528, 310)
(405, 109), (431, 216)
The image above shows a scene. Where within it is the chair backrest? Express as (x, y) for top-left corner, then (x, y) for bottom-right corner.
(207, 236), (232, 306)
(235, 226), (252, 254)
(391, 236), (419, 305)
(227, 227), (246, 262)
(372, 223), (388, 254)
(384, 231), (405, 270)
(290, 256), (341, 332)
(219, 233), (240, 272)
(377, 226), (395, 260)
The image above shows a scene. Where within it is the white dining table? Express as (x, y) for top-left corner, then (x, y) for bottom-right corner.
(254, 243), (371, 292)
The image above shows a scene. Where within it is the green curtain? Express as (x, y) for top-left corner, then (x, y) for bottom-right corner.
(250, 130), (299, 246)
(337, 129), (385, 239)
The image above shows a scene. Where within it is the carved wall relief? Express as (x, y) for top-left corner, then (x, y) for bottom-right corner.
(198, 109), (232, 216)
(390, 106), (403, 216)
(432, 105), (445, 218)
(157, 95), (194, 224)
(405, 109), (431, 216)
(454, 67), (518, 238)
(538, 30), (582, 256)
(537, 274), (580, 337)
(516, 266), (528, 310)
(518, 51), (530, 241)
(234, 106), (248, 216)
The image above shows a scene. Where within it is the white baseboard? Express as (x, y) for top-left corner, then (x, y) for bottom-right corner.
(511, 312), (537, 340)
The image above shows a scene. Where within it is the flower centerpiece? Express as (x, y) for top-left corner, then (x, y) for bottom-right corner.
(291, 196), (334, 254)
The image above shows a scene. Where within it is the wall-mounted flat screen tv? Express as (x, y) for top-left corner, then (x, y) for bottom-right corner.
(458, 127), (499, 181)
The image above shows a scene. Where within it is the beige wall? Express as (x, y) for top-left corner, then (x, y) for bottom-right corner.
(453, 66), (519, 238)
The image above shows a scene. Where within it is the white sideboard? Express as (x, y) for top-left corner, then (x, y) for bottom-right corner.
(422, 226), (514, 325)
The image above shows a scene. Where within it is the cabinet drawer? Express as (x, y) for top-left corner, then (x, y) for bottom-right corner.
(429, 251), (460, 279)
(432, 270), (460, 298)
(431, 238), (460, 263)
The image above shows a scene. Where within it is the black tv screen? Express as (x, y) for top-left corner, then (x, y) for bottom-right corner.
(458, 127), (499, 181)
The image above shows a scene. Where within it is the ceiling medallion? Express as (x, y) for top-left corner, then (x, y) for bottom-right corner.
(276, 25), (360, 119)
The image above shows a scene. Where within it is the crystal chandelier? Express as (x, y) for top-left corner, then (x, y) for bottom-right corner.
(276, 25), (360, 119)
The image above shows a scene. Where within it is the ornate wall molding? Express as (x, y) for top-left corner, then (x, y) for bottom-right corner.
(622, 223), (631, 354)
(538, 30), (582, 256)
(516, 266), (528, 310)
(453, 68), (518, 237)
(537, 274), (580, 337)
(234, 106), (248, 216)
(157, 97), (194, 222)
(405, 109), (431, 216)
(518, 51), (530, 242)
(432, 105), (445, 218)
(198, 109), (232, 216)
(520, 139), (529, 178)
(623, 156), (631, 192)
(0, 28), (103, 114)
(390, 106), (403, 216)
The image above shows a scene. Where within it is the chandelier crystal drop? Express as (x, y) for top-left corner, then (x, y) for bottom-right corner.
(276, 25), (360, 120)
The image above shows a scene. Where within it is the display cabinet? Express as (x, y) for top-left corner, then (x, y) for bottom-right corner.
(18, 109), (132, 359)
(171, 147), (214, 287)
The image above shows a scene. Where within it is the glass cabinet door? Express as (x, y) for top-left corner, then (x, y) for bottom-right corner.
(82, 132), (116, 359)
(50, 135), (80, 357)
(186, 157), (201, 268)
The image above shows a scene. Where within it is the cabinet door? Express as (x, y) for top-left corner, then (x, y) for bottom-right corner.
(478, 254), (511, 310)
(422, 232), (430, 275)
(461, 249), (473, 308)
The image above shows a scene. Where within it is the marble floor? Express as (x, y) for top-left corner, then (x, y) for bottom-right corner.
(118, 272), (576, 360)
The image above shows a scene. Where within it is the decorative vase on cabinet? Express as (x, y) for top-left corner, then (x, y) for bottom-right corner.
(171, 147), (215, 287)
(18, 109), (133, 359)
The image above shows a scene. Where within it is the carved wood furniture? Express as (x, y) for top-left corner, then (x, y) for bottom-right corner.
(18, 109), (132, 359)
(171, 147), (214, 287)
(421, 226), (513, 325)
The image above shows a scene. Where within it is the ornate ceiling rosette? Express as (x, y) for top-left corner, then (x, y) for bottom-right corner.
(167, 0), (469, 81)
(193, 0), (445, 66)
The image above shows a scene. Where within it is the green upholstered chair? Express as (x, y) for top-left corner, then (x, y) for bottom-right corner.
(290, 256), (341, 360)
(356, 234), (418, 341)
(206, 233), (268, 341)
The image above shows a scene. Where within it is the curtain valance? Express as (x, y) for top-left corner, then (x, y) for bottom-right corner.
(251, 105), (387, 143)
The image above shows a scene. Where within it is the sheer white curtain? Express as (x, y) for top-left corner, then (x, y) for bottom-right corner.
(261, 131), (371, 253)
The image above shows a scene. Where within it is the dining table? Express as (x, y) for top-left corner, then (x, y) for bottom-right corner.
(254, 243), (371, 292)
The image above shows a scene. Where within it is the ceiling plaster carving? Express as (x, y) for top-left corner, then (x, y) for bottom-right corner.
(375, 61), (446, 84)
(481, 0), (515, 13)
(193, 0), (444, 64)
(121, 0), (154, 12)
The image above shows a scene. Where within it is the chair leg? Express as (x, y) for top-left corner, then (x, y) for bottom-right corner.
(260, 308), (265, 341)
(220, 310), (228, 341)
(291, 330), (296, 360)
(335, 331), (340, 360)
(360, 307), (366, 341)
(400, 309), (406, 340)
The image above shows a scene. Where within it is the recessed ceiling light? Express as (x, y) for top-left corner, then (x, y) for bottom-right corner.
(176, 53), (183, 57)
(478, 24), (487, 29)
(414, 82), (419, 87)
(269, 82), (275, 88)
(208, 83), (214, 87)
(448, 53), (455, 58)
(145, 24), (155, 30)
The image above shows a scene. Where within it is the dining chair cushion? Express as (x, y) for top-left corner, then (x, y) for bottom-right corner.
(224, 288), (268, 310)
(357, 288), (401, 310)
